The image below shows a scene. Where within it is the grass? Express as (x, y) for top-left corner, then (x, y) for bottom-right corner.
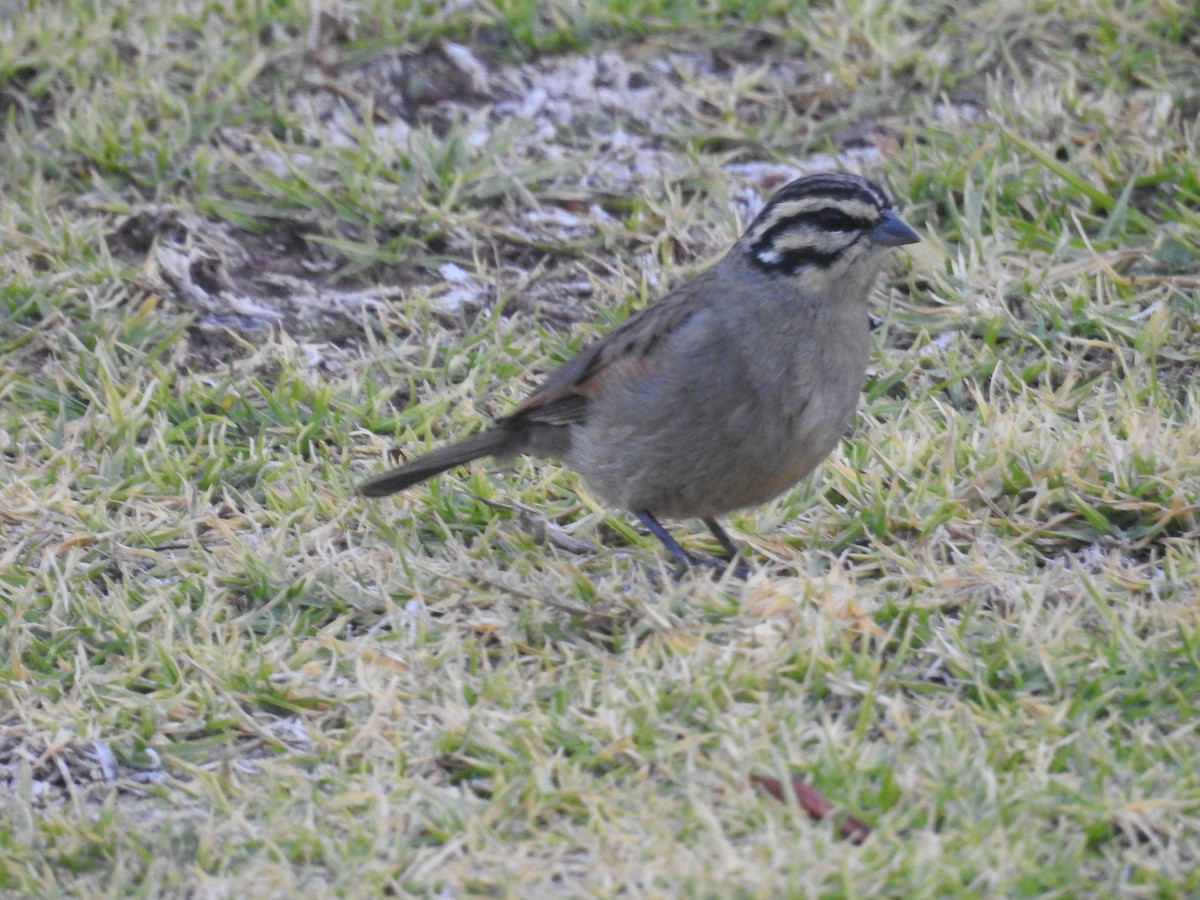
(2, 0), (1200, 895)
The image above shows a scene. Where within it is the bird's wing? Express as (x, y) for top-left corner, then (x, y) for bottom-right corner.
(507, 282), (706, 428)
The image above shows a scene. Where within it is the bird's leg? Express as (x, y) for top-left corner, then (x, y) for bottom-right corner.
(703, 518), (753, 580)
(702, 518), (740, 559)
(635, 511), (752, 581)
(635, 511), (697, 580)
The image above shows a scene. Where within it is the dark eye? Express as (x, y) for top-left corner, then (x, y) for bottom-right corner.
(809, 208), (864, 232)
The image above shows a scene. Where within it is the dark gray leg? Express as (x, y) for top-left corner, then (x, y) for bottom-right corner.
(636, 511), (753, 580)
(703, 518), (740, 558)
(703, 518), (753, 580)
(635, 510), (696, 579)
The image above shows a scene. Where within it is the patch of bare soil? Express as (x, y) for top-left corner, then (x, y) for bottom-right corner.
(0, 712), (313, 806)
(114, 35), (918, 363)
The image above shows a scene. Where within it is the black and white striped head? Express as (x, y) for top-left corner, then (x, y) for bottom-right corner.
(740, 173), (918, 277)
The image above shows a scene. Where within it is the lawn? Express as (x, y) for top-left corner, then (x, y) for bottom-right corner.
(2, 0), (1199, 895)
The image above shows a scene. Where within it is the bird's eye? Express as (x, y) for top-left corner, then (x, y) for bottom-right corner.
(809, 208), (864, 232)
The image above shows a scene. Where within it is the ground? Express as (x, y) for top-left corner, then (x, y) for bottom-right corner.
(1, 0), (1199, 896)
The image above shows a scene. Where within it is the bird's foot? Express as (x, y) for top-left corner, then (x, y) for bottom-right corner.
(636, 510), (754, 583)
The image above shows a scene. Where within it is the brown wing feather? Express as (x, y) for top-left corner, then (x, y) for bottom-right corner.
(508, 283), (704, 428)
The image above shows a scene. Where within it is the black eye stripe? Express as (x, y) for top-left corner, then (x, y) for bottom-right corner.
(756, 245), (847, 271)
(797, 208), (872, 232)
(748, 207), (872, 267)
(754, 217), (854, 252)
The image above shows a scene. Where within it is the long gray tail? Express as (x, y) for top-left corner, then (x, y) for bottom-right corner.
(356, 428), (515, 497)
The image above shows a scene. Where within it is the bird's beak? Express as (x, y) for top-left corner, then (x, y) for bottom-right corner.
(870, 209), (920, 246)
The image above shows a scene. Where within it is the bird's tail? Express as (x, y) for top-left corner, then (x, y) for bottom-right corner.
(356, 428), (514, 497)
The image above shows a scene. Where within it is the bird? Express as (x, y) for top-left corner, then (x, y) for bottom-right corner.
(358, 172), (920, 578)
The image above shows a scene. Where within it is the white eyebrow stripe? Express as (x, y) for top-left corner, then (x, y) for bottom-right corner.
(766, 198), (829, 217)
(770, 229), (853, 253)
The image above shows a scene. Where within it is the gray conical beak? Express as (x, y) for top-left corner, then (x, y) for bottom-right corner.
(870, 209), (920, 246)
